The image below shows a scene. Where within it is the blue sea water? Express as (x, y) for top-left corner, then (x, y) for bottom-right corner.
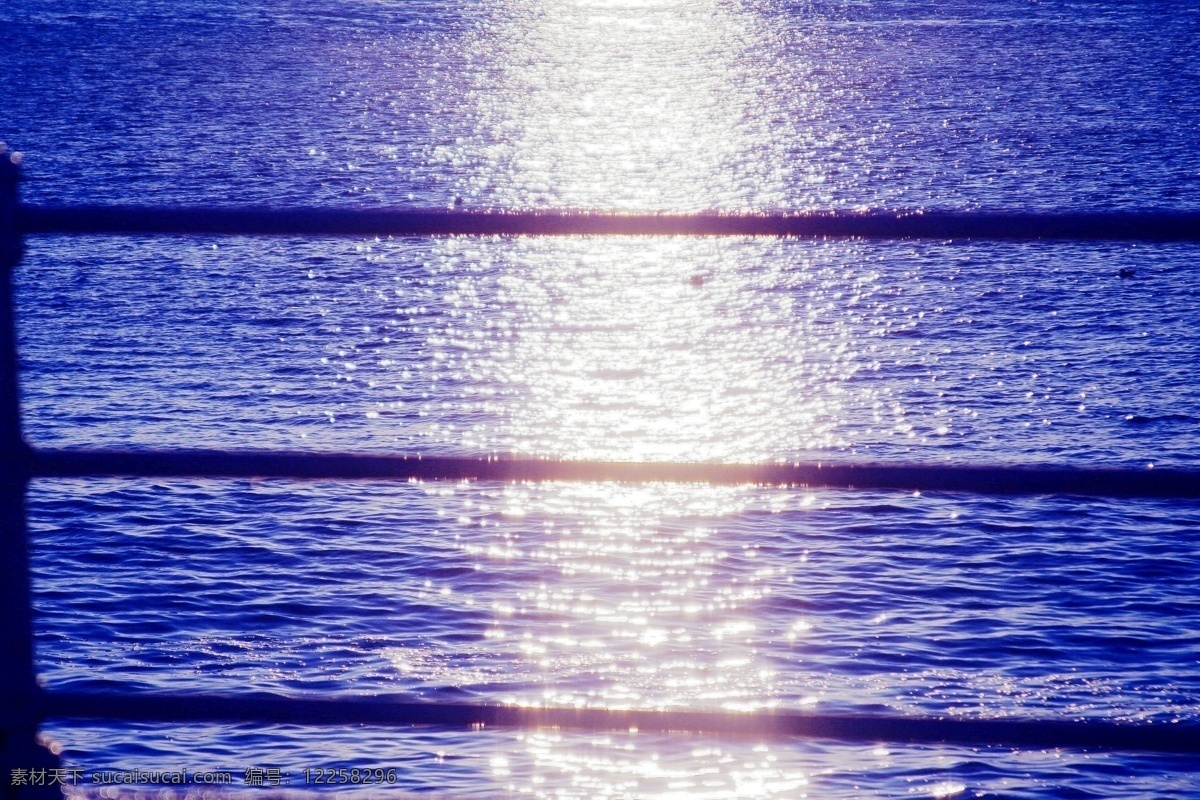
(3, 0), (1200, 796)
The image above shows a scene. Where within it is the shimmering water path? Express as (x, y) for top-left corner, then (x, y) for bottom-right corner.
(4, 0), (1200, 797)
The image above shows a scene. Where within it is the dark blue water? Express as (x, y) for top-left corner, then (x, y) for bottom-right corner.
(4, 0), (1200, 797)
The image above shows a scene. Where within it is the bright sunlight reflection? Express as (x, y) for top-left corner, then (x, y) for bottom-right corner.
(447, 0), (792, 211)
(421, 1), (847, 795)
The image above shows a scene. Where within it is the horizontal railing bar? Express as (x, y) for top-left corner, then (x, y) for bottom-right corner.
(17, 205), (1200, 240)
(27, 448), (1200, 499)
(40, 691), (1200, 755)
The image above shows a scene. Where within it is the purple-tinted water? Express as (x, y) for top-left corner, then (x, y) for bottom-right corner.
(3, 0), (1200, 797)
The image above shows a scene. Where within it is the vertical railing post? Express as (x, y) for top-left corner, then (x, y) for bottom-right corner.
(0, 148), (59, 798)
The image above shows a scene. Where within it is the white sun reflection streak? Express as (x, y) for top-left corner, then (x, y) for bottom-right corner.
(417, 1), (849, 795)
(443, 0), (798, 211)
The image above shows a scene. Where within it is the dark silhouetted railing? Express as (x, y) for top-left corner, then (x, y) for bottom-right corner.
(16, 203), (1200, 240)
(25, 447), (1200, 499)
(3, 154), (1200, 799)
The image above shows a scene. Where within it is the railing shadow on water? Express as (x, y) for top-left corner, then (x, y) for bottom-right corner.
(3, 151), (1200, 799)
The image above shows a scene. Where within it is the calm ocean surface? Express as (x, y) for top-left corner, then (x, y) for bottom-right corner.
(3, 0), (1200, 796)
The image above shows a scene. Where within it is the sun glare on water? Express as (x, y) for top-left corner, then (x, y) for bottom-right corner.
(417, 0), (852, 794)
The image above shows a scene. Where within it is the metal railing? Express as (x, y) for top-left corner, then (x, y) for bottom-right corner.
(3, 152), (1200, 798)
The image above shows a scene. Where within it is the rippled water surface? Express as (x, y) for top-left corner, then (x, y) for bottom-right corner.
(4, 0), (1200, 797)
